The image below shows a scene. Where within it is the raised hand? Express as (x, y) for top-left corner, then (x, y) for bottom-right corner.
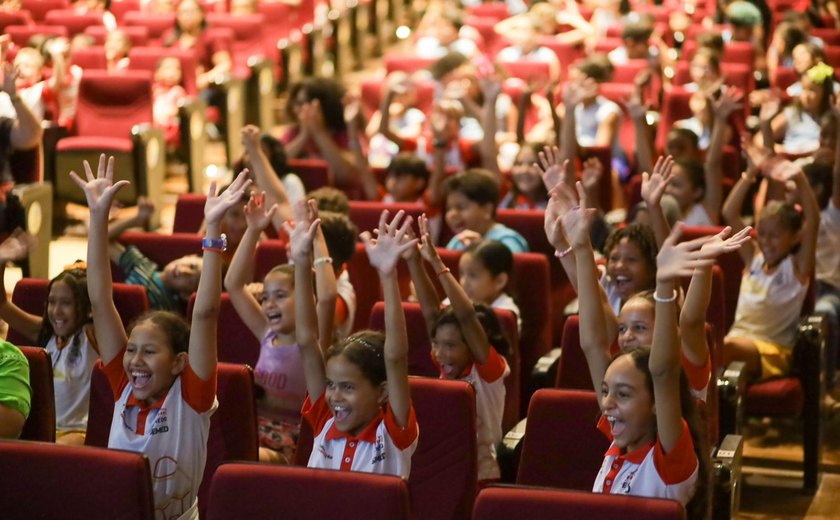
(478, 75), (502, 101)
(557, 181), (595, 249)
(284, 199), (320, 265)
(361, 210), (418, 275)
(624, 89), (648, 121)
(759, 91), (781, 124)
(0, 228), (35, 262)
(655, 223), (718, 282)
(563, 77), (597, 107)
(205, 170), (252, 225)
(69, 154), (127, 216)
(536, 145), (568, 191)
(244, 191), (278, 231)
(241, 124), (261, 150)
(699, 225), (752, 257)
(399, 224), (421, 261)
(581, 156), (603, 192)
(417, 213), (441, 265)
(137, 196), (155, 224)
(1, 62), (16, 98)
(641, 155), (675, 207)
(711, 88), (743, 120)
(742, 134), (768, 179)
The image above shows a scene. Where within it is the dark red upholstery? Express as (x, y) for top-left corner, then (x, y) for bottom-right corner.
(473, 486), (686, 520)
(123, 11), (176, 44)
(0, 10), (33, 32)
(0, 440), (155, 520)
(85, 362), (258, 516)
(207, 14), (270, 80)
(207, 464), (410, 520)
(21, 0), (70, 23)
(368, 302), (521, 429)
(745, 376), (804, 416)
(6, 24), (68, 47)
(348, 201), (424, 240)
(516, 389), (608, 491)
(7, 279), (149, 345)
(188, 293), (261, 368)
(655, 87), (692, 153)
(71, 70), (153, 138)
(69, 45), (108, 70)
(359, 77), (436, 117)
(128, 46), (199, 96)
(44, 9), (104, 36)
(538, 38), (585, 77)
(254, 239), (288, 281)
(498, 61), (552, 84)
(466, 16), (507, 55)
(722, 41), (754, 65)
(85, 25), (149, 47)
(772, 67), (799, 92)
(115, 232), (203, 280)
(383, 54), (437, 74)
(288, 158), (332, 192)
(173, 193), (208, 233)
(109, 0), (140, 23)
(555, 316), (591, 391)
(18, 346), (56, 442)
(465, 2), (510, 21)
(344, 242), (378, 332)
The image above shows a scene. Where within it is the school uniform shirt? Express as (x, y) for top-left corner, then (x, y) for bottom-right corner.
(303, 394), (419, 479)
(47, 331), (98, 432)
(445, 223), (530, 254)
(101, 352), (217, 520)
(491, 293), (522, 334)
(335, 270), (357, 341)
(682, 352), (712, 403)
(816, 200), (840, 291)
(593, 416), (699, 508)
(681, 203), (714, 227)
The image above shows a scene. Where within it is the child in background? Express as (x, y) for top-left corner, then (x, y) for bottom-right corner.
(224, 194), (335, 464)
(153, 56), (188, 149)
(443, 169), (529, 253)
(105, 30), (131, 72)
(499, 143), (549, 210)
(107, 199), (202, 314)
(293, 207), (419, 477)
(0, 231), (96, 445)
(684, 48), (724, 94)
(0, 47), (46, 121)
(365, 72), (427, 168)
(458, 240), (521, 332)
(0, 337), (30, 439)
(410, 214), (510, 483)
(76, 156), (249, 518)
(722, 158), (820, 381)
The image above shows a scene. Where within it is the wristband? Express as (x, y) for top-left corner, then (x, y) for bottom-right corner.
(201, 233), (227, 253)
(554, 246), (573, 259)
(436, 266), (451, 277)
(313, 256), (333, 267)
(653, 289), (678, 303)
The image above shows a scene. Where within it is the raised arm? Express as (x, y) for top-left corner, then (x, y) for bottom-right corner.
(477, 76), (502, 177)
(306, 99), (360, 185)
(651, 225), (716, 453)
(704, 90), (743, 224)
(562, 181), (615, 391)
(190, 172), (252, 381)
(241, 126), (293, 231)
(626, 85), (654, 179)
(679, 226), (752, 366)
(786, 165), (820, 280)
(375, 81), (405, 149)
(640, 155), (675, 248)
(223, 192), (276, 340)
(539, 148), (580, 291)
(427, 105), (449, 209)
(2, 62), (43, 150)
(70, 155), (129, 365)
(287, 200), (326, 401)
(0, 231), (42, 342)
(360, 210), (418, 428)
(345, 93), (382, 202)
(405, 215), (441, 334)
(559, 79), (590, 187)
(312, 203), (338, 353)
(722, 141), (763, 266)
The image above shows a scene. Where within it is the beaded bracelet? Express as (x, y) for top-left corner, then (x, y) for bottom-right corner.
(436, 267), (451, 277)
(554, 246), (573, 259)
(652, 289), (678, 303)
(313, 257), (334, 267)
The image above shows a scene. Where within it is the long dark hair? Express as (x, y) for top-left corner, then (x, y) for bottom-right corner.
(432, 303), (511, 358)
(37, 268), (92, 352)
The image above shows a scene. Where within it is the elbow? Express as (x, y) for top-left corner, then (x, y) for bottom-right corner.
(192, 302), (221, 323)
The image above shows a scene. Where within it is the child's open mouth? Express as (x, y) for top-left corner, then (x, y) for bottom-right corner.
(333, 405), (350, 423)
(131, 370), (152, 389)
(607, 415), (626, 437)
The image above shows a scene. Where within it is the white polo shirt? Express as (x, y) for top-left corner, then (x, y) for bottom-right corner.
(303, 394), (419, 479)
(47, 330), (98, 432)
(101, 353), (217, 520)
(593, 417), (699, 508)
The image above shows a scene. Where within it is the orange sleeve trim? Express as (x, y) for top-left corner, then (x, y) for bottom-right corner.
(302, 394), (331, 435)
(181, 363), (217, 413)
(335, 296), (349, 327)
(384, 402), (419, 449)
(681, 352), (712, 393)
(100, 347), (129, 400)
(475, 347), (507, 382)
(653, 419), (699, 484)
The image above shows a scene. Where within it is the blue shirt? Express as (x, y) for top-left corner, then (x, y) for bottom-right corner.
(446, 223), (530, 253)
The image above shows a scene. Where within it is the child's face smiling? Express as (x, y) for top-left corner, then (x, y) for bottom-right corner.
(260, 272), (296, 335)
(617, 298), (655, 351)
(124, 321), (185, 405)
(757, 215), (799, 268)
(607, 238), (655, 303)
(601, 354), (656, 453)
(160, 255), (202, 299)
(511, 147), (542, 197)
(431, 323), (472, 379)
(47, 280), (80, 338)
(458, 252), (504, 305)
(664, 165), (702, 212)
(445, 192), (493, 236)
(325, 354), (386, 436)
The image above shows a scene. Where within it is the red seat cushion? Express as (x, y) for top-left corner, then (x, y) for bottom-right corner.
(744, 377), (804, 417)
(56, 136), (134, 153)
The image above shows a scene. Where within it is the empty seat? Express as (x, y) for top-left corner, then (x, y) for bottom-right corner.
(0, 440), (155, 520)
(207, 463), (410, 520)
(44, 9), (104, 37)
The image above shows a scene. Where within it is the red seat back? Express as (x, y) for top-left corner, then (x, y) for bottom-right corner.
(115, 232), (203, 280)
(70, 45), (108, 70)
(0, 440), (155, 519)
(21, 0), (70, 22)
(44, 9), (104, 37)
(288, 158), (331, 192)
(188, 293), (261, 367)
(474, 485), (686, 520)
(555, 316), (592, 391)
(0, 10), (33, 32)
(73, 70), (153, 138)
(207, 463), (410, 520)
(109, 0), (141, 24)
(498, 60), (552, 84)
(6, 24), (68, 47)
(348, 201), (424, 239)
(173, 193), (208, 233)
(128, 46), (200, 96)
(18, 346), (56, 442)
(254, 239), (288, 281)
(359, 77), (436, 117)
(383, 54), (437, 74)
(85, 25), (149, 47)
(346, 242), (379, 332)
(516, 389), (608, 490)
(123, 11), (177, 44)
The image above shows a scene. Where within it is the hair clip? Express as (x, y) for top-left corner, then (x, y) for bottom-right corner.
(806, 62), (834, 85)
(63, 260), (87, 272)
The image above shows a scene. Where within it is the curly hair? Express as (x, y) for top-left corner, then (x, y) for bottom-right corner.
(37, 268), (92, 351)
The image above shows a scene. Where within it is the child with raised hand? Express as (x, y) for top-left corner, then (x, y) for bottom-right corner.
(0, 230), (96, 445)
(722, 157), (820, 382)
(292, 207), (418, 477)
(411, 213), (510, 483)
(591, 225), (714, 519)
(74, 154), (250, 519)
(223, 194), (333, 465)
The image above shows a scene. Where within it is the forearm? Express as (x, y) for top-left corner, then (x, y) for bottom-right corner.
(224, 227), (260, 291)
(347, 120), (380, 201)
(314, 232), (338, 352)
(247, 144), (292, 224)
(721, 177), (752, 229)
(427, 148), (447, 208)
(10, 96), (42, 150)
(480, 95), (500, 176)
(381, 272), (408, 362)
(191, 223), (223, 321)
(559, 105), (577, 187)
(574, 245), (613, 353)
(650, 279), (680, 377)
(107, 214), (146, 242)
(633, 116), (654, 180)
(407, 255), (440, 329)
(647, 202), (671, 248)
(284, 129), (309, 159)
(311, 128), (358, 184)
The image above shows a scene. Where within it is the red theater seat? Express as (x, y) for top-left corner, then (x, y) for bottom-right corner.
(85, 25), (149, 47)
(123, 11), (176, 44)
(18, 346), (56, 442)
(114, 232), (203, 280)
(6, 25), (69, 48)
(21, 0), (70, 23)
(44, 9), (104, 37)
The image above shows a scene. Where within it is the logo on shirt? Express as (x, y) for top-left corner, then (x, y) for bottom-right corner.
(319, 444), (333, 460)
(619, 467), (639, 494)
(150, 408), (169, 435)
(370, 435), (386, 465)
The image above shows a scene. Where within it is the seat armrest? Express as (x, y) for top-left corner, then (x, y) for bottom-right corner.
(178, 97), (208, 193)
(12, 182), (52, 278)
(529, 348), (562, 392)
(717, 361), (746, 437)
(498, 418), (527, 483)
(796, 314), (827, 492)
(247, 58), (276, 131)
(213, 77), (246, 167)
(712, 434), (743, 520)
(131, 124), (165, 230)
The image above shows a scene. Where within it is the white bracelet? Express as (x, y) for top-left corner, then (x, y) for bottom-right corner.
(313, 257), (333, 267)
(653, 289), (678, 303)
(554, 246), (573, 259)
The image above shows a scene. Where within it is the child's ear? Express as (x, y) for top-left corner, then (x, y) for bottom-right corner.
(493, 272), (509, 293)
(377, 381), (389, 405)
(171, 351), (188, 376)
